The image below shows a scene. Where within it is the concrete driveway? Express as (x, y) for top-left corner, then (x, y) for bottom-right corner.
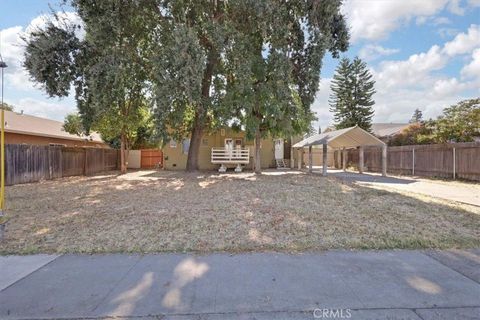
(1, 250), (479, 319)
(327, 169), (480, 207)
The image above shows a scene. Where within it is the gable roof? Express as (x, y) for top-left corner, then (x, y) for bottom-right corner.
(3, 110), (103, 143)
(293, 126), (385, 149)
(371, 123), (409, 137)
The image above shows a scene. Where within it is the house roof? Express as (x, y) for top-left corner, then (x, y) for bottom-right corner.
(293, 126), (385, 149)
(3, 110), (103, 143)
(371, 123), (409, 137)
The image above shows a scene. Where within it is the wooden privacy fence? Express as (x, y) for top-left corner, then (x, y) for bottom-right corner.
(340, 142), (480, 181)
(3, 144), (119, 185)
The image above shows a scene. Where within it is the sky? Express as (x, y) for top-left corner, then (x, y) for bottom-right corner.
(0, 0), (479, 130)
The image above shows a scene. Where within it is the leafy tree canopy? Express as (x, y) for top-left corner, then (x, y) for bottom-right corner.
(0, 102), (14, 111)
(63, 113), (84, 136)
(430, 98), (480, 143)
(24, 0), (348, 172)
(388, 123), (434, 146)
(222, 0), (348, 171)
(23, 0), (158, 173)
(388, 98), (479, 146)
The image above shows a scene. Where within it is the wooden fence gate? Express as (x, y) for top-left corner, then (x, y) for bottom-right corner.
(140, 149), (163, 169)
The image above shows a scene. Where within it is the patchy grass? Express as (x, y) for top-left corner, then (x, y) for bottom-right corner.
(1, 170), (479, 254)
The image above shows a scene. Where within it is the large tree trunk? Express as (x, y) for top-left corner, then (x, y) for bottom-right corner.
(186, 113), (203, 172)
(254, 129), (262, 174)
(185, 46), (218, 171)
(120, 132), (127, 174)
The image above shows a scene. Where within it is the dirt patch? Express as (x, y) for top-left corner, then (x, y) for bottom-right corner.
(2, 170), (479, 254)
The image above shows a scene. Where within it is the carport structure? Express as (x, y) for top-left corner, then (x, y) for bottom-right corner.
(292, 126), (387, 176)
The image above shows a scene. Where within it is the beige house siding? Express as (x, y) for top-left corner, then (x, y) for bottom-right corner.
(302, 147), (335, 167)
(163, 128), (293, 170)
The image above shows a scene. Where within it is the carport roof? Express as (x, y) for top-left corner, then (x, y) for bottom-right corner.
(292, 126), (385, 149)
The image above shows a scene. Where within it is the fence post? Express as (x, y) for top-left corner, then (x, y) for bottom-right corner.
(453, 147), (456, 180)
(83, 148), (87, 175)
(297, 149), (302, 169)
(358, 146), (364, 174)
(308, 145), (313, 173)
(412, 148), (415, 176)
(381, 145), (387, 176)
(322, 143), (328, 176)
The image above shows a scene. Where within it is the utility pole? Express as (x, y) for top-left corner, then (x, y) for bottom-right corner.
(0, 49), (8, 216)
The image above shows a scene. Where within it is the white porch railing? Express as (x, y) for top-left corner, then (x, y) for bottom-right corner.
(211, 148), (250, 164)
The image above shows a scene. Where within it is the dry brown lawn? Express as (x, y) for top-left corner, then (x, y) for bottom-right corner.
(2, 170), (479, 254)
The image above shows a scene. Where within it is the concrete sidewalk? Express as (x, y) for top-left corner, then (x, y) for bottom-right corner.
(1, 250), (479, 320)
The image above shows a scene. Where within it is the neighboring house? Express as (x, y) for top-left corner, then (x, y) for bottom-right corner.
(162, 127), (302, 171)
(371, 123), (410, 142)
(3, 110), (107, 148)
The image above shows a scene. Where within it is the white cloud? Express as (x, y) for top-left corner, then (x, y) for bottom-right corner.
(429, 78), (470, 98)
(438, 27), (459, 38)
(415, 16), (429, 26)
(311, 78), (334, 130)
(314, 24), (480, 128)
(461, 49), (480, 79)
(358, 44), (399, 61)
(447, 0), (466, 15)
(343, 0), (467, 42)
(433, 16), (452, 25)
(344, 0), (448, 42)
(23, 11), (84, 40)
(376, 45), (447, 88)
(469, 0), (480, 6)
(443, 24), (480, 56)
(369, 25), (480, 122)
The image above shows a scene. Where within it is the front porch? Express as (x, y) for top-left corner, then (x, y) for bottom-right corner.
(211, 147), (250, 172)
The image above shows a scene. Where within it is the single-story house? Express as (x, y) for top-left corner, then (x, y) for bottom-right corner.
(3, 110), (107, 148)
(162, 127), (302, 171)
(371, 123), (410, 142)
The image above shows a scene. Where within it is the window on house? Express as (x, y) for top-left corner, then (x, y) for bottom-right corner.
(202, 138), (209, 146)
(169, 139), (177, 148)
(182, 139), (190, 154)
(235, 139), (242, 148)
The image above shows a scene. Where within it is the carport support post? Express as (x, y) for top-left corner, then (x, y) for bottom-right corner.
(322, 143), (328, 176)
(358, 146), (364, 174)
(297, 148), (302, 170)
(342, 147), (347, 172)
(382, 144), (387, 177)
(290, 147), (294, 169)
(308, 145), (313, 173)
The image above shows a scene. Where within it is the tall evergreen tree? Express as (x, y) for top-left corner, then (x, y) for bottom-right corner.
(329, 57), (375, 131)
(410, 108), (423, 123)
